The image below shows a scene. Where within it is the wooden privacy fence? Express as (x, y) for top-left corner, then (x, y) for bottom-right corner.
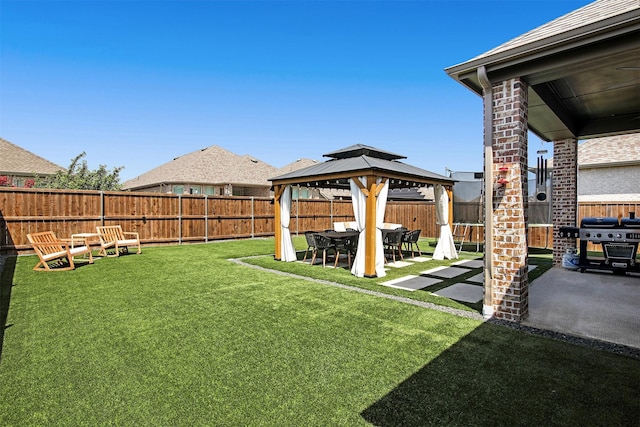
(0, 188), (438, 253)
(1, 188), (636, 254)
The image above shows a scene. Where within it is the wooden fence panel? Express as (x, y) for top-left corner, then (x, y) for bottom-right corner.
(2, 187), (638, 254)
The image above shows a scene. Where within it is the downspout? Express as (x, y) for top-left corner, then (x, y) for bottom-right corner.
(478, 66), (494, 319)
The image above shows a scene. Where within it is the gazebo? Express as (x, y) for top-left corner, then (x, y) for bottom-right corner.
(269, 144), (456, 278)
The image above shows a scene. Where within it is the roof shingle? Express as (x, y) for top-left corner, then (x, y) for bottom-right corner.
(0, 138), (65, 175)
(122, 145), (278, 190)
(468, 0), (640, 63)
(579, 134), (640, 166)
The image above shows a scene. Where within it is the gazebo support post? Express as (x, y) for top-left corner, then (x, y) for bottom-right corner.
(447, 187), (454, 232)
(273, 185), (284, 260)
(364, 175), (378, 277)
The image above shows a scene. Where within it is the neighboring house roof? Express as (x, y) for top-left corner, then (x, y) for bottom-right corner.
(0, 138), (65, 175)
(122, 145), (277, 190)
(578, 134), (640, 167)
(528, 133), (640, 171)
(388, 187), (435, 201)
(275, 158), (320, 176)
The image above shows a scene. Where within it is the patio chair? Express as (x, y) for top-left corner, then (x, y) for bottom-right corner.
(303, 231), (317, 262)
(383, 229), (404, 263)
(402, 229), (422, 258)
(333, 234), (358, 269)
(310, 233), (336, 267)
(27, 231), (94, 271)
(96, 225), (141, 257)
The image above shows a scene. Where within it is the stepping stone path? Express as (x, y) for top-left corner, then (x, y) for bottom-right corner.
(381, 258), (487, 303)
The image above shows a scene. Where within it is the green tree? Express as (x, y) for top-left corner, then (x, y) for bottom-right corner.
(36, 152), (124, 190)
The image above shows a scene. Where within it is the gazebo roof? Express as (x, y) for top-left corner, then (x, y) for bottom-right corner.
(269, 145), (454, 189)
(323, 144), (407, 161)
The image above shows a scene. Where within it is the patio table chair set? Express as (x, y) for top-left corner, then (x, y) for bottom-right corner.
(302, 227), (423, 268)
(303, 231), (359, 269)
(27, 225), (141, 271)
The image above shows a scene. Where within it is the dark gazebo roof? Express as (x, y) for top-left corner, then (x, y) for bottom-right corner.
(269, 144), (455, 190)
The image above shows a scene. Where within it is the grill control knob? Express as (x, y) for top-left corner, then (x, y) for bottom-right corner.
(616, 233), (622, 239)
(596, 233), (602, 238)
(608, 233), (613, 238)
(585, 232), (591, 238)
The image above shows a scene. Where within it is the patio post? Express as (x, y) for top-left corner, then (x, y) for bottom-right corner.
(273, 185), (284, 260)
(364, 175), (377, 277)
(447, 186), (454, 231)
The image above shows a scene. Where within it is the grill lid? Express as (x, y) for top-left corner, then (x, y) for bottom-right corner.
(580, 217), (619, 228)
(620, 218), (640, 228)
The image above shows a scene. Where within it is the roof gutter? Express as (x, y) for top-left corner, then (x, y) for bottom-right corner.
(478, 65), (494, 319)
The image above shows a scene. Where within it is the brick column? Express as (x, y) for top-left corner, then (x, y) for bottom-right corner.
(552, 138), (578, 265)
(489, 78), (529, 321)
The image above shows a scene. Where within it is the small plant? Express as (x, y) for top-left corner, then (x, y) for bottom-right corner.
(0, 175), (9, 186)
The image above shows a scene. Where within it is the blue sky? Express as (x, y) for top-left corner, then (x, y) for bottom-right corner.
(1, 0), (591, 182)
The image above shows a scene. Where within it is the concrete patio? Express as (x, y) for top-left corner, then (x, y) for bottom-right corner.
(524, 266), (640, 350)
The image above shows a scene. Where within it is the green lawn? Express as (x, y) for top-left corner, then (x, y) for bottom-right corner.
(0, 239), (637, 426)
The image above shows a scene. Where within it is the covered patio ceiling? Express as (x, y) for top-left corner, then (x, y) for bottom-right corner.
(269, 144), (455, 190)
(445, 0), (640, 141)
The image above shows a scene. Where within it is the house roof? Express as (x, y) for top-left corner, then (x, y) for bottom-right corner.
(270, 145), (454, 189)
(275, 158), (320, 176)
(122, 145), (277, 190)
(0, 138), (65, 176)
(445, 0), (640, 141)
(467, 0), (639, 63)
(578, 133), (640, 166)
(529, 133), (640, 171)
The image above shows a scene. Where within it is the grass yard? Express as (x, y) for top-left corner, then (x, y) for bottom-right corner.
(0, 239), (638, 426)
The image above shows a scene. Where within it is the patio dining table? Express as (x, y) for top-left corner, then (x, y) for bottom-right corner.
(316, 230), (360, 242)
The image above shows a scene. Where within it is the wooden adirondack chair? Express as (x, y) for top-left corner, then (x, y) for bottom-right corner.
(27, 231), (94, 271)
(96, 225), (141, 257)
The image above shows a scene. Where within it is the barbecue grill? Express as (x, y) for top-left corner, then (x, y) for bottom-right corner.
(559, 215), (640, 275)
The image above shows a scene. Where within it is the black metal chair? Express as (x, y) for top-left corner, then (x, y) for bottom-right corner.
(383, 230), (404, 263)
(311, 233), (336, 267)
(303, 231), (317, 262)
(402, 229), (422, 257)
(333, 234), (359, 268)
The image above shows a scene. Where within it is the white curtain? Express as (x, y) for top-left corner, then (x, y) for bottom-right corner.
(375, 178), (389, 277)
(350, 177), (367, 277)
(280, 185), (297, 262)
(433, 184), (458, 260)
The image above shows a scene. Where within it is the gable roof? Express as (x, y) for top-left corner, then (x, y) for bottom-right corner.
(275, 158), (320, 176)
(122, 145), (277, 190)
(0, 138), (65, 175)
(579, 133), (640, 167)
